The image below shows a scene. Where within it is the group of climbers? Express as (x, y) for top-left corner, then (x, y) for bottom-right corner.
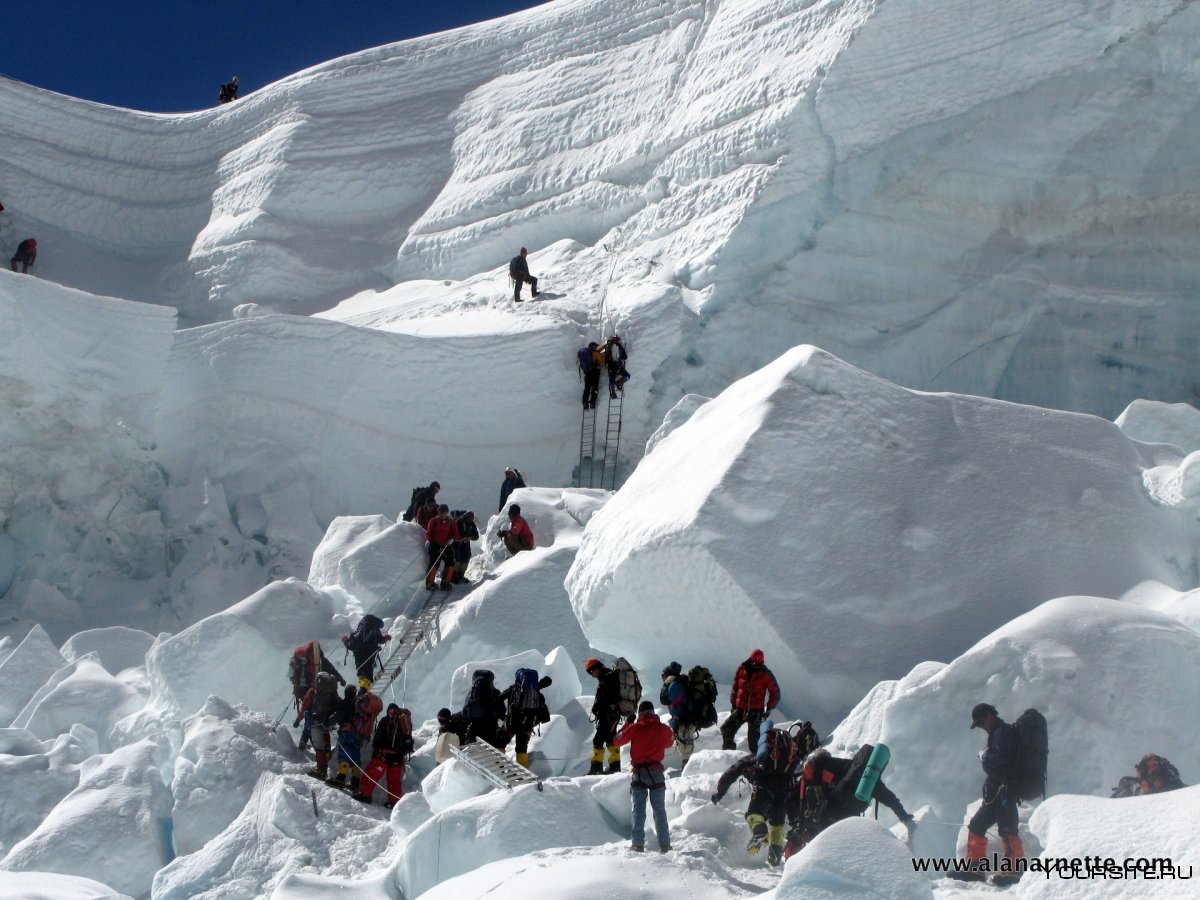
(401, 472), (534, 588)
(289, 642), (412, 809)
(576, 335), (630, 409)
(279, 631), (1083, 885)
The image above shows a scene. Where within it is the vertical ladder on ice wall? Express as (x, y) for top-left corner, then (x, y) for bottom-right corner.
(576, 392), (623, 489)
(577, 405), (598, 487)
(450, 741), (543, 791)
(600, 391), (623, 490)
(375, 590), (446, 691)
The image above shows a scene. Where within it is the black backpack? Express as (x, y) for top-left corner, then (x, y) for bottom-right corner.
(1011, 709), (1049, 801)
(686, 665), (718, 727)
(759, 728), (799, 776)
(506, 668), (542, 729)
(346, 615), (385, 656)
(464, 670), (496, 720)
(402, 486), (422, 522)
(791, 721), (821, 757)
(830, 744), (875, 816)
(311, 671), (340, 721)
(1136, 754), (1185, 794)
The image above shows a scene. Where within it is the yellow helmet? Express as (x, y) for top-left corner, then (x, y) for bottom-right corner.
(358, 676), (373, 691)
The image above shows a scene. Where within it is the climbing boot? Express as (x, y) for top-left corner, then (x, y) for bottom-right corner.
(516, 752), (530, 769)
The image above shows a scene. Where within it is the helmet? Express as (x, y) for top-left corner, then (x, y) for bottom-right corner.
(358, 676), (373, 690)
(520, 247), (528, 255)
(661, 661), (682, 678)
(231, 75), (239, 84)
(749, 649), (765, 665)
(610, 335), (622, 344)
(584, 657), (603, 674)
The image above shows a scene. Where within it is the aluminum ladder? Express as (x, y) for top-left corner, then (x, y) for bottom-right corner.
(450, 741), (542, 791)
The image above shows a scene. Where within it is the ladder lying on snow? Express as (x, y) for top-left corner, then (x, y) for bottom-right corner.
(374, 589), (447, 692)
(576, 390), (623, 489)
(450, 741), (543, 791)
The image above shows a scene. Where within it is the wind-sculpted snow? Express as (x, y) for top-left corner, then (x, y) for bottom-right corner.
(1, 0), (1196, 416)
(0, 738), (174, 897)
(567, 347), (1199, 723)
(771, 818), (932, 900)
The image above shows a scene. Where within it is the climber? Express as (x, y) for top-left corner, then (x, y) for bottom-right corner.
(500, 668), (552, 769)
(614, 700), (675, 853)
(712, 725), (802, 866)
(218, 76), (239, 103)
(356, 704), (413, 807)
(402, 481), (440, 522)
(10, 237), (36, 273)
(604, 335), (629, 399)
(451, 510), (479, 583)
(720, 649), (780, 754)
(509, 247), (539, 301)
(498, 504), (534, 557)
(425, 504), (459, 590)
(498, 467), (526, 512)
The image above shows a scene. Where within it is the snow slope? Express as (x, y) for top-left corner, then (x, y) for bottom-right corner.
(567, 346), (1197, 722)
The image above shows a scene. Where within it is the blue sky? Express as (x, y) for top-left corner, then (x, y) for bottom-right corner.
(1, 1), (545, 112)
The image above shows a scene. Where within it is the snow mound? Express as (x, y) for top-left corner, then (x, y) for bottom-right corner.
(567, 347), (1197, 722)
(388, 779), (623, 898)
(169, 698), (302, 856)
(59, 627), (156, 676)
(420, 845), (755, 900)
(0, 727), (95, 856)
(0, 738), (174, 898)
(153, 771), (393, 900)
(1023, 787), (1200, 899)
(773, 818), (930, 900)
(1116, 400), (1200, 454)
(307, 516), (426, 609)
(0, 626), (68, 726)
(0, 871), (131, 899)
(146, 578), (348, 717)
(1121, 580), (1200, 636)
(831, 596), (1200, 861)
(11, 656), (144, 751)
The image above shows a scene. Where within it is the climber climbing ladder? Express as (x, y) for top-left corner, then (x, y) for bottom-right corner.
(375, 590), (446, 692)
(450, 741), (542, 791)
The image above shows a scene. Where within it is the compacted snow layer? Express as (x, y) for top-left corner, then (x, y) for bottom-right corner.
(567, 346), (1197, 722)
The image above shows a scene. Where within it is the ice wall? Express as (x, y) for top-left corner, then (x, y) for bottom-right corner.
(1, 0), (1197, 416)
(567, 346), (1199, 722)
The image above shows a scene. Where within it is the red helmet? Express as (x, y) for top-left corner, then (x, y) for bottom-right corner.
(584, 657), (602, 673)
(749, 649), (765, 665)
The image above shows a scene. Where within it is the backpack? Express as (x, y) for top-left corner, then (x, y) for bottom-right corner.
(830, 744), (875, 816)
(346, 615), (385, 657)
(288, 650), (306, 689)
(612, 658), (642, 716)
(577, 347), (594, 374)
(402, 486), (421, 522)
(354, 691), (383, 735)
(395, 707), (415, 753)
(685, 665), (719, 727)
(311, 671), (340, 721)
(759, 727), (799, 776)
(464, 670), (496, 720)
(791, 721), (821, 757)
(509, 256), (522, 278)
(507, 668), (543, 728)
(1010, 708), (1049, 801)
(1136, 754), (1185, 794)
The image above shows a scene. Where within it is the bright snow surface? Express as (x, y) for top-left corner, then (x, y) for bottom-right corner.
(2, 0), (1200, 896)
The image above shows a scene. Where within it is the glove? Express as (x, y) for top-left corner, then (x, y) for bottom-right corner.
(711, 793), (721, 805)
(978, 749), (986, 760)
(625, 714), (636, 725)
(293, 716), (302, 728)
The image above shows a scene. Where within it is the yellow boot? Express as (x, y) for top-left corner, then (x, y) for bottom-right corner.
(606, 745), (621, 774)
(588, 747), (604, 775)
(516, 752), (530, 768)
